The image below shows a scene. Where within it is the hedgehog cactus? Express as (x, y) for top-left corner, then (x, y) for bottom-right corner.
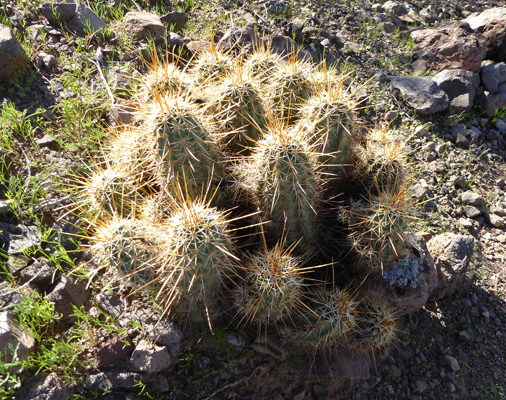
(234, 123), (322, 253)
(164, 198), (237, 328)
(155, 106), (224, 200)
(233, 240), (308, 326)
(204, 74), (266, 154)
(74, 43), (416, 357)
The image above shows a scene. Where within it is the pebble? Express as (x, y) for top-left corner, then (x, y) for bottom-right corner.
(495, 119), (506, 133)
(445, 355), (460, 372)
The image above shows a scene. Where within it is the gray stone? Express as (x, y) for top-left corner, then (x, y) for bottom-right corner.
(218, 26), (261, 55)
(433, 69), (480, 111)
(0, 25), (29, 82)
(476, 90), (497, 118)
(146, 320), (182, 356)
(428, 233), (475, 301)
(18, 372), (70, 400)
(68, 0), (106, 36)
(46, 276), (91, 323)
(130, 339), (172, 373)
(267, 34), (311, 61)
(166, 32), (184, 48)
(0, 222), (39, 255)
(160, 11), (188, 32)
(96, 291), (123, 319)
(410, 24), (487, 72)
(84, 372), (113, 392)
(488, 213), (506, 228)
(481, 62), (506, 94)
(40, 2), (77, 25)
(266, 1), (290, 15)
(411, 183), (429, 200)
(0, 311), (35, 362)
(464, 205), (482, 218)
(0, 199), (12, 214)
(445, 355), (460, 371)
(35, 51), (57, 70)
(461, 191), (486, 209)
(389, 76), (448, 115)
(122, 11), (165, 42)
(496, 119), (506, 133)
(19, 258), (57, 286)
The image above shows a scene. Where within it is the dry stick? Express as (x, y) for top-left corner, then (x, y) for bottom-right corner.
(201, 373), (253, 400)
(81, 53), (115, 105)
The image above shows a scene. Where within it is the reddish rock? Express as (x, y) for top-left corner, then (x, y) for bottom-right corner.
(410, 24), (487, 72)
(94, 335), (133, 367)
(464, 7), (506, 63)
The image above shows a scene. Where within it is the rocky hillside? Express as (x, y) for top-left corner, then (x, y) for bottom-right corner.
(1, 0), (506, 399)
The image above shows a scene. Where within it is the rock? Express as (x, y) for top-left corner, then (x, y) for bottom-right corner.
(46, 276), (91, 324)
(476, 90), (497, 118)
(130, 339), (172, 373)
(40, 2), (77, 25)
(145, 320), (182, 356)
(411, 183), (429, 200)
(0, 222), (39, 255)
(464, 7), (506, 63)
(389, 76), (449, 115)
(445, 355), (460, 372)
(496, 119), (506, 133)
(166, 32), (184, 48)
(410, 24), (487, 72)
(35, 51), (57, 70)
(266, 1), (290, 15)
(94, 335), (134, 367)
(160, 11), (188, 32)
(433, 69), (480, 111)
(108, 68), (134, 97)
(427, 233), (475, 301)
(0, 25), (29, 82)
(383, 1), (419, 23)
(108, 103), (137, 126)
(96, 291), (123, 319)
(481, 62), (506, 94)
(488, 213), (506, 228)
(19, 258), (57, 286)
(266, 34), (311, 61)
(218, 26), (261, 55)
(461, 191), (486, 209)
(0, 199), (12, 214)
(365, 238), (437, 314)
(0, 311), (36, 362)
(18, 373), (70, 400)
(68, 0), (106, 36)
(84, 372), (114, 392)
(121, 11), (165, 42)
(35, 133), (58, 149)
(464, 205), (482, 218)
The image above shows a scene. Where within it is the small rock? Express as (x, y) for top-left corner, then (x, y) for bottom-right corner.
(130, 339), (172, 373)
(46, 276), (91, 324)
(459, 330), (472, 342)
(0, 311), (36, 362)
(433, 69), (480, 111)
(455, 134), (470, 148)
(389, 76), (448, 115)
(445, 355), (460, 372)
(411, 183), (429, 200)
(160, 11), (188, 32)
(18, 372), (70, 400)
(121, 11), (165, 42)
(266, 1), (290, 15)
(95, 335), (134, 367)
(0, 25), (29, 82)
(35, 51), (57, 70)
(19, 258), (57, 286)
(496, 119), (506, 133)
(461, 191), (486, 209)
(488, 213), (506, 228)
(463, 205), (482, 218)
(96, 291), (123, 319)
(69, 1), (106, 36)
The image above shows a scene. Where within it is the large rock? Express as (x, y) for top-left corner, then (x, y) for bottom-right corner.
(0, 25), (29, 82)
(160, 11), (188, 32)
(389, 76), (449, 115)
(0, 311), (36, 363)
(217, 26), (261, 55)
(410, 24), (487, 72)
(130, 339), (172, 373)
(481, 62), (506, 94)
(364, 237), (438, 314)
(464, 7), (506, 63)
(69, 0), (106, 36)
(427, 233), (475, 301)
(433, 69), (480, 111)
(46, 276), (91, 324)
(18, 373), (70, 400)
(121, 11), (165, 42)
(40, 2), (77, 25)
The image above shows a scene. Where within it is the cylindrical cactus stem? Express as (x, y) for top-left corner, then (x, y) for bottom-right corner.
(353, 126), (407, 194)
(351, 297), (397, 354)
(203, 74), (266, 155)
(299, 91), (357, 179)
(141, 62), (194, 101)
(346, 182), (411, 270)
(89, 218), (166, 289)
(244, 47), (283, 85)
(284, 286), (358, 352)
(189, 44), (233, 87)
(266, 56), (316, 125)
(234, 123), (322, 253)
(155, 103), (224, 202)
(79, 166), (139, 217)
(233, 240), (309, 327)
(163, 197), (238, 329)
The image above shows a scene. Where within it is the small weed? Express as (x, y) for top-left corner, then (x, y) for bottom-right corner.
(12, 291), (60, 342)
(0, 344), (27, 399)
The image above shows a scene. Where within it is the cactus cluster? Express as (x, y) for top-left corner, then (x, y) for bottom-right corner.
(74, 43), (420, 357)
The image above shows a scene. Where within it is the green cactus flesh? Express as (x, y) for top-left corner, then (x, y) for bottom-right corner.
(167, 201), (236, 325)
(156, 110), (223, 198)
